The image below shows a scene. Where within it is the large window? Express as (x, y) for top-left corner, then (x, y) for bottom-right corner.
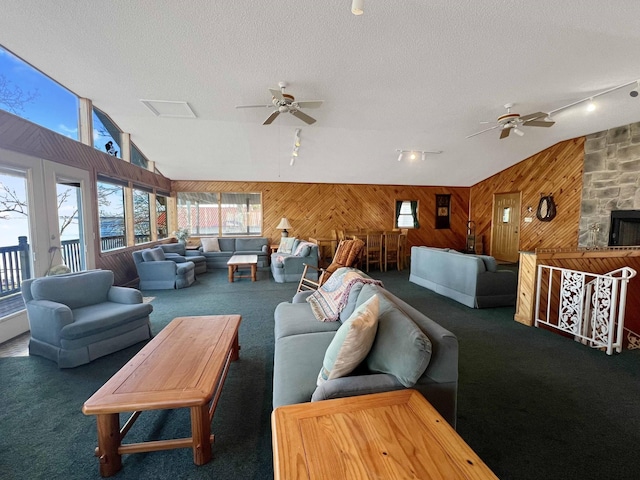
(131, 143), (149, 169)
(0, 45), (79, 140)
(93, 108), (121, 159)
(97, 178), (126, 251)
(133, 188), (151, 244)
(177, 192), (262, 236)
(156, 193), (168, 239)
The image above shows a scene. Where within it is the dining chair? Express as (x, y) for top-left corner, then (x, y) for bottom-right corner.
(365, 233), (383, 272)
(383, 231), (401, 271)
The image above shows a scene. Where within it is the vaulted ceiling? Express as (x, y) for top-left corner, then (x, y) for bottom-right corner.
(2, 1), (640, 186)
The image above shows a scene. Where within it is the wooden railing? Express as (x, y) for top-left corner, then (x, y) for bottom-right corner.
(0, 237), (30, 298)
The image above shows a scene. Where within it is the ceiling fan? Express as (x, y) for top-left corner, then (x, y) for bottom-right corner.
(235, 82), (323, 125)
(466, 103), (555, 139)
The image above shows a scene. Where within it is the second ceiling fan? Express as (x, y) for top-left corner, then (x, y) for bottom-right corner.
(467, 103), (555, 139)
(236, 82), (323, 125)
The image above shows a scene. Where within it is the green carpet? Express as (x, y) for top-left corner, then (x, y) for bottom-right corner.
(1, 267), (639, 479)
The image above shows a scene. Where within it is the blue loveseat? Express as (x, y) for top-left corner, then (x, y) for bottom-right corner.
(270, 239), (319, 283)
(409, 246), (517, 308)
(21, 270), (153, 368)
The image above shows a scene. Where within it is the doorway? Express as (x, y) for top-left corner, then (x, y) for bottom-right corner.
(491, 192), (521, 263)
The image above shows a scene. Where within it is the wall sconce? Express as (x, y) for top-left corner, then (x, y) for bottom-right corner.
(351, 0), (364, 15)
(396, 149), (443, 161)
(276, 217), (292, 237)
(290, 128), (301, 166)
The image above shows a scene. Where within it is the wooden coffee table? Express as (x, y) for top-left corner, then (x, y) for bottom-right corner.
(272, 389), (498, 480)
(227, 254), (257, 282)
(83, 315), (241, 477)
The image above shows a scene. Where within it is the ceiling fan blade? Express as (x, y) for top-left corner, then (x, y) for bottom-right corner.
(523, 119), (555, 127)
(295, 100), (324, 109)
(269, 88), (285, 102)
(519, 111), (547, 122)
(465, 124), (500, 139)
(263, 111), (280, 125)
(235, 104), (274, 109)
(500, 127), (511, 139)
(290, 109), (316, 125)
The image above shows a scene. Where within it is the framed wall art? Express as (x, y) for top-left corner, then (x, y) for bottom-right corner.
(435, 194), (450, 229)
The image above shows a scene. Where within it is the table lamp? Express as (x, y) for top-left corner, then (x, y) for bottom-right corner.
(276, 217), (292, 237)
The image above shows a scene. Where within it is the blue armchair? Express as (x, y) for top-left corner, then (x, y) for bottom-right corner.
(21, 270), (153, 368)
(159, 243), (207, 275)
(132, 246), (195, 289)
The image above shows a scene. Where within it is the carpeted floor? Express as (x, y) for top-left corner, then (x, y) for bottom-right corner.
(1, 267), (639, 479)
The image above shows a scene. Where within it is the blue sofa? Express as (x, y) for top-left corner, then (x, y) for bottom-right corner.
(273, 272), (459, 427)
(197, 237), (269, 270)
(409, 246), (517, 308)
(21, 270), (153, 368)
(270, 239), (319, 283)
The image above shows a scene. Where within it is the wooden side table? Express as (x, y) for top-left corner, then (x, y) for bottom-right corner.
(272, 390), (498, 480)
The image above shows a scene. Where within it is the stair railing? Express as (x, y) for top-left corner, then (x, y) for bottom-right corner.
(534, 265), (636, 355)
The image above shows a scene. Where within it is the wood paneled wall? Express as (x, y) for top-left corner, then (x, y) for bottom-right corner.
(171, 181), (470, 252)
(469, 138), (585, 254)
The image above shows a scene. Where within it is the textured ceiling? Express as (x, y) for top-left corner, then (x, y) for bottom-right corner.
(2, 1), (640, 186)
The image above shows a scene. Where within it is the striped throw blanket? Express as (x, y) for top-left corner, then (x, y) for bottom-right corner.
(306, 267), (383, 322)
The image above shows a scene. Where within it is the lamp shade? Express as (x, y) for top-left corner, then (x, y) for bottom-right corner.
(276, 218), (292, 230)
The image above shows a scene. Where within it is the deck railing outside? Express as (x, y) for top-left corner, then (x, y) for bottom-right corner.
(535, 265), (637, 355)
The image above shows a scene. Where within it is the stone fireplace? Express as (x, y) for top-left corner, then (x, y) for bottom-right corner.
(579, 122), (640, 247)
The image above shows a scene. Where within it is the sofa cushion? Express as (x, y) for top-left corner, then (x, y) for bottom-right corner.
(278, 237), (296, 254)
(142, 247), (165, 262)
(273, 332), (336, 408)
(31, 270), (113, 310)
(274, 302), (341, 340)
(61, 302), (153, 340)
(365, 294), (432, 387)
(201, 237), (220, 252)
(161, 243), (186, 255)
(317, 295), (379, 385)
(476, 255), (498, 272)
(236, 237), (267, 251)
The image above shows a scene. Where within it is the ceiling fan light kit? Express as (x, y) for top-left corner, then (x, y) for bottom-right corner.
(236, 82), (323, 126)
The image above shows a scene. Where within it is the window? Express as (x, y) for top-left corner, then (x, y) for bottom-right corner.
(131, 143), (149, 169)
(93, 108), (121, 158)
(156, 193), (168, 239)
(177, 192), (262, 236)
(97, 178), (126, 251)
(0, 45), (79, 140)
(395, 200), (419, 229)
(133, 188), (151, 244)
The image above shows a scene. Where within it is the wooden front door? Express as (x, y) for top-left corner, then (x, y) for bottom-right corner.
(491, 192), (521, 263)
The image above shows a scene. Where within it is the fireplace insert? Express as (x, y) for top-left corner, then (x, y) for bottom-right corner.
(609, 210), (640, 246)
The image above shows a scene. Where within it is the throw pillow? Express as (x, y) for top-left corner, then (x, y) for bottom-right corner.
(277, 237), (296, 254)
(141, 249), (155, 262)
(317, 295), (380, 386)
(142, 247), (165, 262)
(365, 294), (432, 387)
(201, 237), (220, 252)
(476, 255), (498, 272)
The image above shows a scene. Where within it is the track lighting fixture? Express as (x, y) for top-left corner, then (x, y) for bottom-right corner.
(351, 0), (364, 15)
(290, 128), (301, 167)
(631, 81), (639, 98)
(586, 98), (596, 112)
(396, 149), (443, 161)
(546, 78), (640, 117)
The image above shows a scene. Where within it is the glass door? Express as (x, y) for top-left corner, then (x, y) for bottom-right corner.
(43, 161), (95, 275)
